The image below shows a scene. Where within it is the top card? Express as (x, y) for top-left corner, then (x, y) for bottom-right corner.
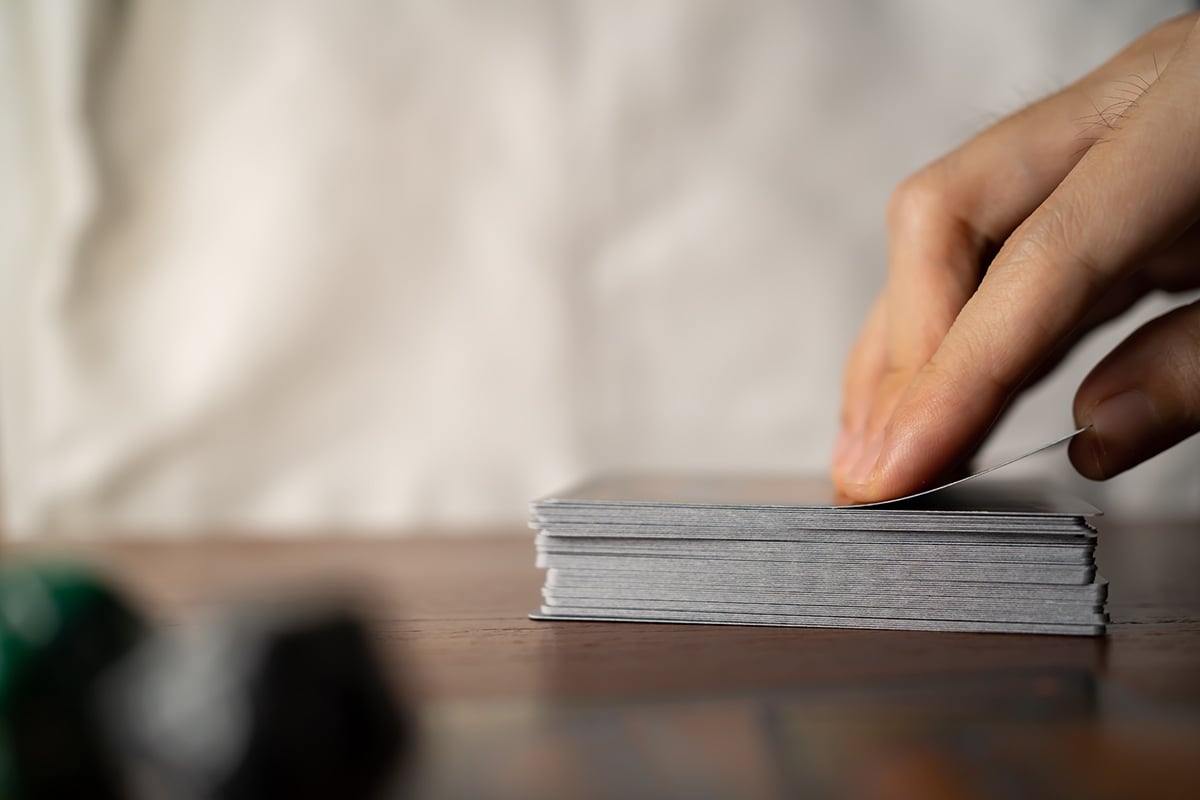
(539, 474), (1098, 516)
(536, 429), (1098, 516)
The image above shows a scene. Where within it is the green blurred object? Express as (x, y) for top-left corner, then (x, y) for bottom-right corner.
(0, 563), (145, 800)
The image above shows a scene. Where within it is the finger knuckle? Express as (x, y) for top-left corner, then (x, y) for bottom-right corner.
(902, 355), (975, 429)
(1003, 202), (1110, 296)
(928, 330), (1015, 408)
(1003, 213), (1063, 270)
(886, 169), (948, 235)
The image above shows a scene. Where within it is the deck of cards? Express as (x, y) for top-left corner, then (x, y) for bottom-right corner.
(530, 435), (1107, 636)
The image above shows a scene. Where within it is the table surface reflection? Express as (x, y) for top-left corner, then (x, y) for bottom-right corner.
(11, 520), (1200, 799)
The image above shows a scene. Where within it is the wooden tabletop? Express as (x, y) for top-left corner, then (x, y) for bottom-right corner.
(10, 519), (1200, 799)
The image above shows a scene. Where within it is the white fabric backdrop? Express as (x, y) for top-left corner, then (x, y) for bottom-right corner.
(2, 0), (1196, 538)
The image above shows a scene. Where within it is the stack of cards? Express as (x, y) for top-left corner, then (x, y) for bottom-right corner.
(530, 467), (1107, 636)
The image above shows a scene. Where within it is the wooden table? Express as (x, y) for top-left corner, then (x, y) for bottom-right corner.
(11, 520), (1200, 799)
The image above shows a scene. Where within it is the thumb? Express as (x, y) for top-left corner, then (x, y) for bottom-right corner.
(1070, 298), (1200, 479)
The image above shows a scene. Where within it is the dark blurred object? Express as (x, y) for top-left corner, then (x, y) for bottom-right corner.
(0, 563), (146, 800)
(103, 600), (409, 800)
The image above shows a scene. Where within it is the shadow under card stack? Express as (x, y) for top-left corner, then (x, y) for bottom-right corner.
(530, 474), (1107, 636)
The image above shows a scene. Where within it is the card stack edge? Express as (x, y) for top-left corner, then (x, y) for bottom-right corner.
(529, 478), (1109, 637)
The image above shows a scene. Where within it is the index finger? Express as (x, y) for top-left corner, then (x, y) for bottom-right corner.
(844, 22), (1200, 502)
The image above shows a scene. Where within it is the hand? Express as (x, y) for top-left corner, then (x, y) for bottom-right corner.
(832, 13), (1200, 503)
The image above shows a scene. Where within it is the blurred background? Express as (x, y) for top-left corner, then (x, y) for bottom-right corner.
(1, 0), (1197, 539)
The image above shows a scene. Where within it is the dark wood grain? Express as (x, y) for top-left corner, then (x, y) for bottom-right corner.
(8, 519), (1200, 799)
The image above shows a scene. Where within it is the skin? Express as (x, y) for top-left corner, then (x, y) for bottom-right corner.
(833, 12), (1200, 503)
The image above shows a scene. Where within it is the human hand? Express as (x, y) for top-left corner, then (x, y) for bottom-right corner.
(833, 13), (1200, 503)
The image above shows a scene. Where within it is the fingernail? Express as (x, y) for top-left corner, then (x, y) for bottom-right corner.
(847, 433), (884, 487)
(1086, 390), (1160, 476)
